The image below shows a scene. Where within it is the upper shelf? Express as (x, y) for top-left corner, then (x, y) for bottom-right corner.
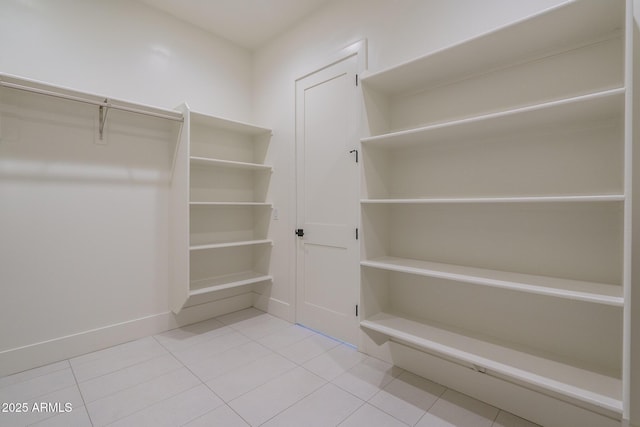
(361, 0), (624, 96)
(361, 88), (624, 147)
(189, 111), (271, 136)
(0, 73), (183, 122)
(190, 156), (273, 171)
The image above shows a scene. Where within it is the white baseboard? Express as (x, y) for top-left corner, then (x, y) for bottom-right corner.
(252, 292), (292, 322)
(0, 293), (253, 377)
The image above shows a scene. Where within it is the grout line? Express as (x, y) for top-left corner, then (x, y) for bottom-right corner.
(78, 356), (184, 404)
(102, 383), (204, 427)
(336, 399), (368, 427)
(254, 372), (328, 427)
(0, 368), (77, 408)
(0, 360), (71, 390)
(68, 361), (94, 427)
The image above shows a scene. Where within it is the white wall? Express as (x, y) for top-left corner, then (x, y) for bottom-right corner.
(0, 0), (254, 375)
(0, 0), (253, 120)
(252, 0), (567, 321)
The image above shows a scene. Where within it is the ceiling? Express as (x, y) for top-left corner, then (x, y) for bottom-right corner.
(139, 0), (334, 50)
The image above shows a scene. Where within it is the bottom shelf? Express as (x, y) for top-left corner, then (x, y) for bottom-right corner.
(189, 271), (272, 296)
(360, 312), (622, 416)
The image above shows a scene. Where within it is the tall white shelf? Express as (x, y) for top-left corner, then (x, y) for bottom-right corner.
(358, 1), (634, 426)
(170, 106), (273, 313)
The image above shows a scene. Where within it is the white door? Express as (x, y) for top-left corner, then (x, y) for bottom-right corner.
(295, 54), (360, 345)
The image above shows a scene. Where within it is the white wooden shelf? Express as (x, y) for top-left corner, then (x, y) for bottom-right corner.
(361, 257), (623, 307)
(170, 106), (273, 313)
(360, 1), (623, 95)
(190, 111), (271, 136)
(360, 312), (622, 416)
(189, 271), (272, 296)
(361, 195), (625, 205)
(190, 156), (273, 171)
(361, 88), (624, 146)
(189, 239), (272, 251)
(190, 202), (273, 207)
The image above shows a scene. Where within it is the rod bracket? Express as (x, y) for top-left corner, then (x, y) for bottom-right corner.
(98, 99), (109, 140)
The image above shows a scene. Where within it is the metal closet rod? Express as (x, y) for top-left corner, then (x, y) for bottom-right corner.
(0, 80), (183, 122)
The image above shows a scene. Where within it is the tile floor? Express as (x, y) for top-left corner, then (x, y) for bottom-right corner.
(0, 308), (541, 427)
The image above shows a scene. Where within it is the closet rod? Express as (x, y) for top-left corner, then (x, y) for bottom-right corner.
(0, 80), (183, 122)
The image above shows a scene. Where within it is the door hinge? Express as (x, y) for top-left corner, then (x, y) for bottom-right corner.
(355, 74), (358, 86)
(355, 305), (359, 316)
(355, 228), (359, 240)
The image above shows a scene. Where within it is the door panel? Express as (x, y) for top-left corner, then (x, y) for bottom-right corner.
(295, 54), (359, 344)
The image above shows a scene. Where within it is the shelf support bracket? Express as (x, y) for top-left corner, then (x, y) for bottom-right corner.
(98, 99), (109, 141)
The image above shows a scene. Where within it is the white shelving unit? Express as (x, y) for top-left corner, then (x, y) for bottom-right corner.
(170, 106), (273, 313)
(359, 1), (633, 426)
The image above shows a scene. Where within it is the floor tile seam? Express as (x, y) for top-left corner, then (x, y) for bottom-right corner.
(301, 347), (368, 380)
(251, 378), (329, 427)
(11, 403), (79, 427)
(0, 372), (79, 406)
(179, 339), (276, 383)
(169, 332), (258, 367)
(98, 383), (212, 427)
(0, 361), (72, 390)
(83, 365), (200, 420)
(205, 361), (299, 404)
(255, 325), (315, 348)
(151, 327), (236, 354)
(337, 402), (413, 427)
(328, 374), (380, 402)
(70, 348), (174, 382)
(68, 359), (94, 427)
(23, 403), (90, 427)
(363, 380), (447, 427)
(334, 399), (368, 427)
(73, 351), (179, 388)
(180, 354), (229, 409)
(272, 339), (341, 366)
(78, 362), (185, 405)
(231, 325), (290, 343)
(370, 399), (423, 427)
(69, 338), (160, 369)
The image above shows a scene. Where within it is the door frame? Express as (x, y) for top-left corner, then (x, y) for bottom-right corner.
(292, 40), (367, 342)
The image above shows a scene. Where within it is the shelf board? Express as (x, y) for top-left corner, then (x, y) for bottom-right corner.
(189, 271), (272, 296)
(190, 239), (272, 251)
(361, 88), (624, 146)
(361, 195), (625, 205)
(361, 0), (623, 96)
(360, 312), (622, 415)
(190, 156), (273, 171)
(190, 202), (273, 207)
(361, 257), (623, 307)
(189, 111), (271, 136)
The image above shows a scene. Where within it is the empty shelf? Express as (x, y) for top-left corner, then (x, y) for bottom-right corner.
(361, 0), (623, 95)
(190, 239), (272, 251)
(189, 271), (272, 296)
(190, 156), (273, 171)
(361, 88), (624, 147)
(361, 257), (623, 306)
(361, 312), (622, 415)
(361, 195), (625, 204)
(190, 202), (273, 207)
